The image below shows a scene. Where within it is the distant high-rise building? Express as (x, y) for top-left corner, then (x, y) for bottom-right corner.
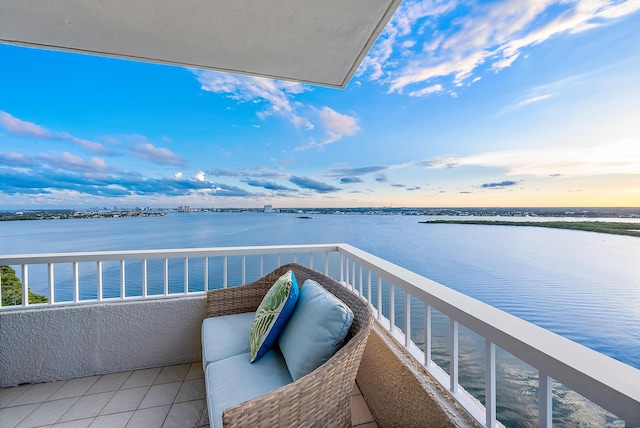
(264, 205), (273, 213)
(178, 205), (190, 213)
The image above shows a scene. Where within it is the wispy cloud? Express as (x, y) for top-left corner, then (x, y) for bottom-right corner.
(129, 142), (185, 166)
(209, 168), (239, 177)
(0, 151), (109, 173)
(245, 179), (297, 192)
(481, 180), (519, 188)
(290, 176), (341, 193)
(510, 94), (554, 109)
(358, 0), (640, 95)
(0, 111), (51, 138)
(415, 140), (640, 177)
(340, 177), (364, 184)
(193, 70), (313, 129)
(295, 107), (360, 151)
(0, 111), (109, 154)
(326, 165), (387, 177)
(208, 167), (289, 181)
(194, 71), (361, 151)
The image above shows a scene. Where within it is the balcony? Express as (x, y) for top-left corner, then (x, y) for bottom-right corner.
(1, 244), (639, 427)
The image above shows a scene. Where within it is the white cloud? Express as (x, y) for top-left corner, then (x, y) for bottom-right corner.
(194, 72), (364, 152)
(295, 107), (360, 151)
(413, 140), (640, 177)
(193, 70), (313, 129)
(0, 110), (109, 154)
(408, 84), (443, 97)
(0, 111), (51, 138)
(174, 172), (183, 179)
(39, 152), (108, 172)
(194, 171), (205, 182)
(359, 0), (640, 96)
(502, 93), (554, 113)
(130, 142), (185, 166)
(319, 107), (359, 137)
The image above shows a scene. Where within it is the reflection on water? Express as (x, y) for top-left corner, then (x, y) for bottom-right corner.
(2, 212), (639, 427)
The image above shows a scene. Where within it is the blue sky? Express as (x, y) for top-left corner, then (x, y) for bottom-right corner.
(1, 0), (639, 209)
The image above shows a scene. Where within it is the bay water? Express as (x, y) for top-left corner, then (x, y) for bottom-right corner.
(2, 212), (639, 426)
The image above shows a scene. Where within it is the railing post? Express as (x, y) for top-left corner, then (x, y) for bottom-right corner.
(242, 255), (246, 285)
(539, 374), (552, 428)
(97, 261), (103, 301)
(184, 258), (189, 294)
(340, 254), (344, 283)
(405, 291), (411, 347)
(424, 303), (431, 367)
(73, 262), (79, 303)
(359, 265), (363, 297)
(486, 341), (496, 428)
(204, 257), (209, 292)
(351, 260), (356, 293)
(377, 276), (382, 320)
(260, 255), (264, 277)
(324, 252), (329, 276)
(142, 259), (148, 297)
(223, 256), (228, 288)
(389, 283), (395, 333)
(119, 260), (125, 299)
(367, 270), (372, 304)
(21, 265), (29, 307)
(309, 252), (313, 270)
(163, 258), (169, 296)
(450, 319), (459, 394)
(48, 263), (55, 304)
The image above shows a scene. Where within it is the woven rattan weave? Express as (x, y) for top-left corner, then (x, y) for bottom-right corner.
(205, 263), (374, 428)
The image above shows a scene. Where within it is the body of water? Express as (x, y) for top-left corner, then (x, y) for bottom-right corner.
(2, 212), (639, 426)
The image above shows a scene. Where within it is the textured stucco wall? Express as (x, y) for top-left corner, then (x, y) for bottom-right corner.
(0, 296), (206, 387)
(356, 323), (480, 428)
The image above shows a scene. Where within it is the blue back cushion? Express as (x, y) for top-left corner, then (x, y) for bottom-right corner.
(278, 279), (354, 381)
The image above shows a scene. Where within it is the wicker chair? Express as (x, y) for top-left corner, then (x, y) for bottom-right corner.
(205, 263), (374, 428)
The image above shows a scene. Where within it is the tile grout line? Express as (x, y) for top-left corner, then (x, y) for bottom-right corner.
(54, 370), (135, 425)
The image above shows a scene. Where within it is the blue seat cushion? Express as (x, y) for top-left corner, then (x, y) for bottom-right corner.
(205, 348), (293, 427)
(201, 312), (255, 369)
(278, 279), (354, 381)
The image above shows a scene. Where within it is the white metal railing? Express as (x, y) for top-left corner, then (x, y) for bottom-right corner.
(335, 244), (640, 428)
(0, 244), (337, 308)
(1, 243), (639, 427)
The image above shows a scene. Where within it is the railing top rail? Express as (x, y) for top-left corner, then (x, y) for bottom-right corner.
(336, 243), (640, 423)
(0, 244), (341, 265)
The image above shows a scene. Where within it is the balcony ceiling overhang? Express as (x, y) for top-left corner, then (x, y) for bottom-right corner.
(0, 0), (402, 88)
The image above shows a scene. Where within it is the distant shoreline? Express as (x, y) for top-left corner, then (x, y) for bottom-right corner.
(419, 220), (640, 237)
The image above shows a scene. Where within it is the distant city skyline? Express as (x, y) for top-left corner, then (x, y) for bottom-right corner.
(1, 0), (639, 209)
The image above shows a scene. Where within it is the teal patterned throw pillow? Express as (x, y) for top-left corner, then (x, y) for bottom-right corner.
(249, 270), (299, 363)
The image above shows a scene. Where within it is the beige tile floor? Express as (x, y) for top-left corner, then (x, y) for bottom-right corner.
(0, 363), (377, 428)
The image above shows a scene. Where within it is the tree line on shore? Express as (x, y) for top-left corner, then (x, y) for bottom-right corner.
(1, 265), (48, 306)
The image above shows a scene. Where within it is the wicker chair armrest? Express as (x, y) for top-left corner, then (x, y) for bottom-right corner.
(206, 264), (299, 318)
(205, 287), (261, 318)
(222, 325), (371, 428)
